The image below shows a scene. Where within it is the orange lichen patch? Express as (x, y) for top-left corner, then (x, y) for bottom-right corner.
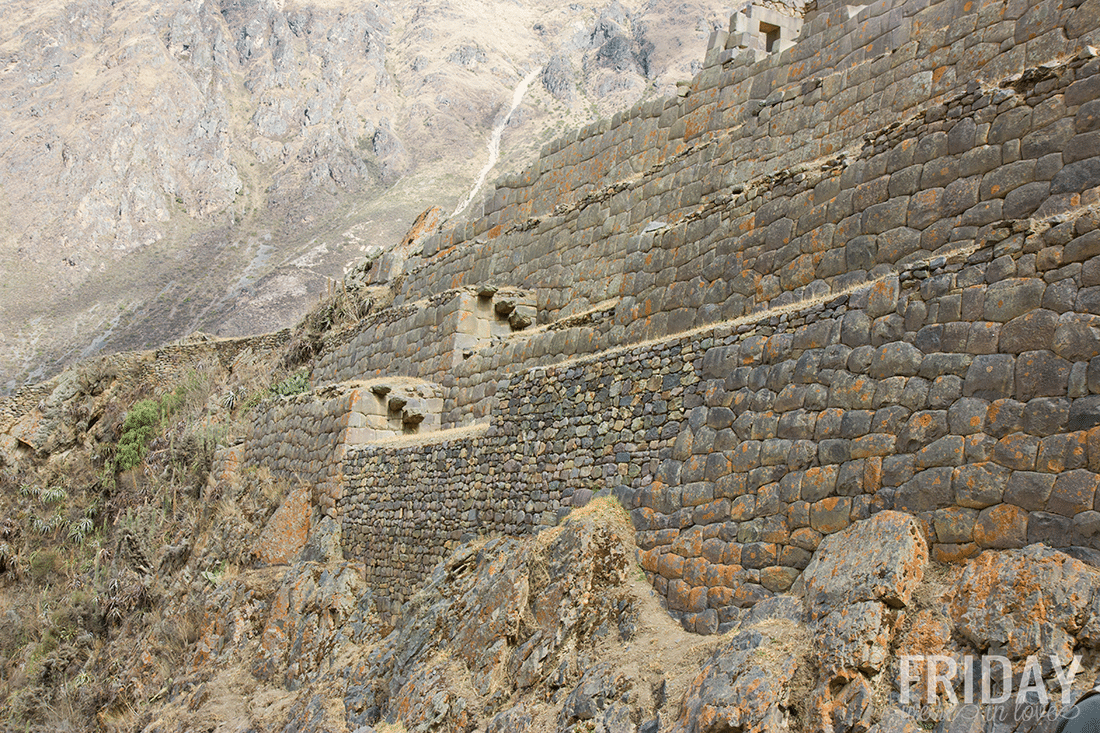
(400, 206), (442, 247)
(639, 547), (661, 573)
(705, 563), (740, 588)
(215, 446), (242, 483)
(1038, 431), (1088, 472)
(694, 502), (730, 526)
(684, 102), (717, 141)
(659, 552), (686, 579)
(996, 433), (1035, 468)
(253, 485), (312, 565)
(1087, 426), (1100, 468)
(932, 543), (979, 563)
(708, 586), (737, 607)
(894, 610), (954, 703)
(8, 409), (45, 449)
(985, 400), (1009, 426)
(864, 457), (883, 493)
(973, 504), (1027, 548)
(671, 529), (704, 558)
(800, 225), (832, 252)
(869, 276), (895, 301)
(682, 557), (709, 585)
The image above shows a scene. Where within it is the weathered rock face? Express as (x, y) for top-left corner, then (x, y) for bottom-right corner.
(136, 505), (1100, 732)
(949, 544), (1100, 661)
(671, 621), (808, 733)
(343, 515), (638, 731)
(796, 512), (927, 733)
(800, 511), (928, 621)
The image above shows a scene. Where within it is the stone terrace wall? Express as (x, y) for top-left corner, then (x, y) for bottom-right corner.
(343, 204), (1100, 632)
(238, 388), (353, 516)
(312, 290), (466, 387)
(334, 0), (1100, 630)
(403, 0), (1099, 329)
(326, 0), (1100, 441)
(142, 330), (293, 389)
(0, 329), (291, 432)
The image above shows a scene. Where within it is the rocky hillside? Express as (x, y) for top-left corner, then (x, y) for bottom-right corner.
(0, 0), (734, 392)
(4, 0), (1100, 728)
(0, 256), (1098, 733)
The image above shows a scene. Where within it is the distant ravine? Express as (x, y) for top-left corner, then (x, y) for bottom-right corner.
(451, 65), (543, 219)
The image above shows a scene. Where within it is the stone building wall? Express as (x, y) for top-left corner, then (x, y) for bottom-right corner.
(297, 0), (1098, 439)
(339, 204), (1100, 632)
(405, 0), (1098, 329)
(331, 0), (1100, 631)
(237, 379), (445, 515)
(312, 287), (536, 395)
(238, 388), (358, 514)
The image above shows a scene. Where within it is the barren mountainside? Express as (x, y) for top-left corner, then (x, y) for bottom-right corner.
(0, 0), (733, 391)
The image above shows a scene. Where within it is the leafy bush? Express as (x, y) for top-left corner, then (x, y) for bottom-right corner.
(115, 399), (163, 471)
(115, 371), (219, 472)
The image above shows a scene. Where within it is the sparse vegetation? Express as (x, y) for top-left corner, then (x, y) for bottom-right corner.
(271, 369), (310, 397)
(27, 550), (61, 583)
(0, 297), (375, 730)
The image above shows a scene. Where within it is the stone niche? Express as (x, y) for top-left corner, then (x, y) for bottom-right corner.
(707, 3), (804, 65)
(344, 380), (444, 442)
(453, 286), (537, 362)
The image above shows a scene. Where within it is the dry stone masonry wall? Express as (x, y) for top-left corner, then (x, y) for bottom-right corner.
(229, 0), (1100, 630)
(0, 330), (291, 429)
(313, 287), (536, 390)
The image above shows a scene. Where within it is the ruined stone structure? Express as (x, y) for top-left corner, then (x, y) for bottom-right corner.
(0, 329), (291, 456)
(138, 0), (1100, 629)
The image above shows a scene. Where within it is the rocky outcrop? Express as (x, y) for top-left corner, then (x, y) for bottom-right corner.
(138, 503), (1100, 732)
(949, 544), (1100, 660)
(671, 619), (808, 733)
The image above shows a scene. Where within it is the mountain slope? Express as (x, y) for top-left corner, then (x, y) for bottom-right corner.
(0, 0), (735, 391)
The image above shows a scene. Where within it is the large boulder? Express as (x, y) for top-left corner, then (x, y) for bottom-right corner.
(670, 622), (807, 733)
(797, 512), (930, 727)
(799, 511), (929, 622)
(948, 543), (1100, 660)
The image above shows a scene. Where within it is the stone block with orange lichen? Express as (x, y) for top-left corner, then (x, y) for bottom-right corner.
(973, 503), (1028, 548)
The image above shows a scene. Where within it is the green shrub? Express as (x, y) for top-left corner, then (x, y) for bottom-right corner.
(116, 372), (217, 471)
(115, 398), (163, 471)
